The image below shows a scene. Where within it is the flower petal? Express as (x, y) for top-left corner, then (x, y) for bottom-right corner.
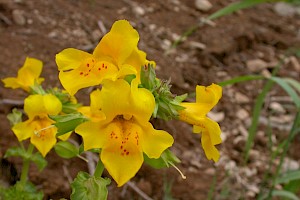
(58, 132), (72, 141)
(141, 123), (174, 159)
(93, 20), (139, 67)
(195, 84), (222, 111)
(43, 94), (62, 115)
(56, 48), (92, 71)
(30, 124), (57, 157)
(2, 77), (20, 89)
(100, 120), (143, 187)
(75, 121), (105, 150)
(24, 95), (46, 118)
(193, 118), (222, 162)
(12, 120), (34, 141)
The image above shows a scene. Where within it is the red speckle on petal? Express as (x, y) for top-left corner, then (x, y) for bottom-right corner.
(87, 63), (89, 67)
(80, 72), (83, 75)
(126, 152), (129, 155)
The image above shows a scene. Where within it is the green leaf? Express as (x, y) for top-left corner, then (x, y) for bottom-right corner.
(4, 146), (28, 159)
(218, 75), (264, 87)
(54, 141), (79, 159)
(30, 152), (47, 171)
(284, 78), (300, 93)
(208, 0), (276, 20)
(144, 149), (180, 169)
(276, 170), (300, 184)
(271, 190), (300, 200)
(71, 171), (110, 200)
(269, 77), (300, 108)
(1, 181), (44, 200)
(7, 108), (23, 125)
(50, 112), (88, 136)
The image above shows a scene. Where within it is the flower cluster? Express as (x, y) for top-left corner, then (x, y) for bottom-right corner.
(2, 20), (222, 187)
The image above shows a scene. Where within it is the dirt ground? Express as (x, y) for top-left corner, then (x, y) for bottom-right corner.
(0, 0), (300, 199)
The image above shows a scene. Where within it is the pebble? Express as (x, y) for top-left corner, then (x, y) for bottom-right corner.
(269, 102), (286, 114)
(289, 56), (300, 72)
(195, 0), (212, 12)
(246, 59), (268, 73)
(236, 108), (249, 121)
(235, 92), (250, 104)
(282, 158), (300, 173)
(133, 6), (145, 16)
(207, 111), (225, 122)
(274, 2), (296, 17)
(12, 9), (26, 25)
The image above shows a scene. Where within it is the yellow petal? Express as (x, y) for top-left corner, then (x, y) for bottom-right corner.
(130, 78), (155, 123)
(30, 122), (57, 157)
(194, 118), (222, 162)
(43, 94), (62, 115)
(124, 48), (146, 81)
(179, 103), (207, 124)
(2, 77), (20, 89)
(56, 48), (92, 71)
(93, 20), (139, 66)
(24, 95), (46, 118)
(2, 57), (43, 91)
(58, 132), (72, 141)
(141, 123), (174, 159)
(195, 84), (222, 111)
(59, 60), (118, 95)
(100, 120), (143, 187)
(12, 120), (34, 141)
(75, 121), (105, 150)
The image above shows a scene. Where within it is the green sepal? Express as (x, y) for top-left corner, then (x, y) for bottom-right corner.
(0, 181), (43, 200)
(144, 149), (180, 169)
(54, 141), (79, 159)
(7, 108), (23, 126)
(71, 171), (110, 200)
(50, 112), (88, 136)
(124, 74), (136, 84)
(4, 146), (47, 171)
(140, 64), (187, 120)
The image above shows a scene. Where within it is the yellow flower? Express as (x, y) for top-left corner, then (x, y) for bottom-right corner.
(56, 20), (153, 95)
(12, 94), (62, 157)
(2, 57), (44, 92)
(77, 89), (106, 122)
(76, 79), (173, 186)
(179, 84), (222, 162)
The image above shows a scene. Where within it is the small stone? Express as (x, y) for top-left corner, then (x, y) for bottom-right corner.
(195, 0), (212, 12)
(235, 92), (250, 104)
(189, 41), (206, 50)
(274, 2), (296, 17)
(204, 168), (215, 175)
(12, 10), (26, 25)
(282, 158), (299, 173)
(261, 69), (272, 78)
(91, 29), (102, 42)
(207, 111), (225, 122)
(289, 56), (300, 72)
(246, 59), (268, 73)
(236, 109), (249, 121)
(269, 102), (286, 114)
(133, 6), (145, 16)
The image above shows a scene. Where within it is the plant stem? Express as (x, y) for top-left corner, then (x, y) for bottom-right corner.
(19, 143), (34, 187)
(94, 159), (104, 178)
(266, 111), (300, 199)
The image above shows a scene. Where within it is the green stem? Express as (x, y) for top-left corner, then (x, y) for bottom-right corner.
(267, 111), (300, 199)
(19, 143), (34, 187)
(94, 160), (104, 178)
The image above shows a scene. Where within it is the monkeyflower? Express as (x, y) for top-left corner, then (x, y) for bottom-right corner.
(56, 20), (153, 95)
(76, 79), (174, 186)
(179, 84), (222, 162)
(12, 94), (62, 157)
(2, 57), (44, 92)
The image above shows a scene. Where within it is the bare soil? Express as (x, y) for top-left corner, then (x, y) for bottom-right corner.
(0, 0), (300, 199)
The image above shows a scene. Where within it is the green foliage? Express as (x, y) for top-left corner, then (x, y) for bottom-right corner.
(140, 64), (187, 120)
(4, 146), (47, 171)
(50, 112), (88, 136)
(48, 88), (81, 113)
(54, 141), (79, 159)
(70, 172), (110, 200)
(163, 178), (176, 200)
(0, 181), (43, 200)
(144, 149), (180, 169)
(271, 190), (300, 200)
(7, 108), (22, 126)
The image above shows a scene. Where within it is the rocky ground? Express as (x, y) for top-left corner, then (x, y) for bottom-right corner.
(0, 0), (300, 199)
